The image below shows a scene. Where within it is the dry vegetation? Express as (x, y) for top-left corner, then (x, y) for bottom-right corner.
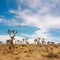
(0, 29), (60, 60)
(0, 44), (60, 60)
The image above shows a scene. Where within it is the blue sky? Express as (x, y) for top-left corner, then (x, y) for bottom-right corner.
(0, 0), (60, 43)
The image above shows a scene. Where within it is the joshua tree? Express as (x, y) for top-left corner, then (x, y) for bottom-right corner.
(0, 41), (2, 44)
(47, 41), (51, 45)
(34, 38), (37, 44)
(25, 38), (29, 44)
(7, 29), (18, 46)
(15, 40), (19, 44)
(16, 40), (23, 44)
(51, 42), (55, 45)
(37, 37), (41, 44)
(22, 38), (25, 44)
(19, 40), (23, 44)
(41, 38), (45, 44)
(25, 41), (29, 44)
(17, 40), (20, 44)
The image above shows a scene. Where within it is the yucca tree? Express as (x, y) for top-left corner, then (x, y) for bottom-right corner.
(47, 41), (50, 45)
(51, 42), (55, 45)
(41, 38), (45, 44)
(7, 29), (18, 39)
(25, 38), (29, 44)
(37, 37), (41, 44)
(15, 40), (20, 44)
(7, 29), (18, 45)
(22, 38), (25, 44)
(34, 38), (37, 44)
(0, 41), (2, 44)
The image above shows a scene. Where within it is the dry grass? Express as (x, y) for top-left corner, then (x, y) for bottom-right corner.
(0, 44), (60, 60)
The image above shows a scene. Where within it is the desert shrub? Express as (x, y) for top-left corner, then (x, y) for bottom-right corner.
(39, 45), (42, 47)
(15, 56), (20, 59)
(29, 49), (34, 52)
(46, 49), (49, 53)
(22, 44), (27, 47)
(46, 52), (58, 58)
(53, 45), (58, 48)
(24, 51), (28, 53)
(58, 52), (60, 54)
(15, 46), (18, 48)
(25, 54), (31, 57)
(9, 46), (12, 49)
(2, 51), (7, 54)
(13, 50), (19, 55)
(45, 47), (48, 49)
(18, 51), (21, 53)
(19, 45), (21, 47)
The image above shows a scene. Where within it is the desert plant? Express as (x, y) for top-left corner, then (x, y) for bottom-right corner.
(51, 42), (55, 45)
(22, 38), (25, 44)
(17, 40), (20, 44)
(25, 38), (29, 44)
(46, 52), (59, 58)
(47, 41), (51, 45)
(6, 29), (18, 50)
(37, 37), (41, 45)
(7, 29), (18, 45)
(25, 41), (29, 44)
(0, 41), (3, 44)
(41, 38), (45, 44)
(34, 38), (37, 44)
(15, 40), (23, 44)
(19, 40), (23, 44)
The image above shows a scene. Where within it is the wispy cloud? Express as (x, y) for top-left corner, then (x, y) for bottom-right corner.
(0, 18), (2, 22)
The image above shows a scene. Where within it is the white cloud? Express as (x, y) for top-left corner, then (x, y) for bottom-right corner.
(20, 15), (60, 42)
(9, 1), (60, 42)
(18, 0), (41, 9)
(15, 10), (60, 29)
(0, 18), (2, 22)
(9, 9), (60, 42)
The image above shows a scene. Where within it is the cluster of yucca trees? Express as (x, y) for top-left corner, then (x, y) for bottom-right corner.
(0, 29), (56, 53)
(6, 29), (55, 45)
(34, 37), (46, 45)
(6, 29), (45, 45)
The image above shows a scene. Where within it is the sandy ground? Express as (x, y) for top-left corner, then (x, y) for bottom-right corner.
(0, 44), (60, 60)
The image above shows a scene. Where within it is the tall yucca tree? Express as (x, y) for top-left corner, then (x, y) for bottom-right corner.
(7, 29), (18, 45)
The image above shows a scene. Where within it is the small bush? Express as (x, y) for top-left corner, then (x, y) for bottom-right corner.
(29, 49), (34, 52)
(53, 45), (58, 48)
(58, 52), (60, 54)
(46, 49), (49, 53)
(22, 44), (27, 47)
(9, 46), (12, 49)
(46, 52), (58, 58)
(25, 54), (31, 57)
(15, 56), (20, 59)
(13, 51), (19, 55)
(24, 51), (28, 53)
